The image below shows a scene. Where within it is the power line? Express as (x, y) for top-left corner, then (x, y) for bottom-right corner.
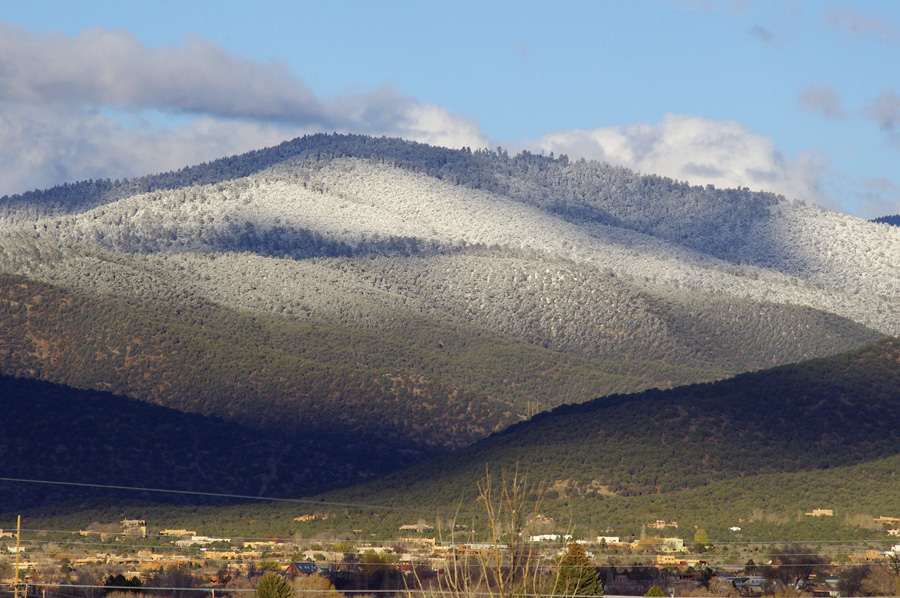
(12, 525), (894, 551)
(2, 476), (899, 550)
(0, 477), (467, 517)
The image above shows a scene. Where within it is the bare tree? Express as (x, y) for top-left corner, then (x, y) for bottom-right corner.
(762, 544), (827, 591)
(414, 465), (553, 598)
(838, 565), (870, 597)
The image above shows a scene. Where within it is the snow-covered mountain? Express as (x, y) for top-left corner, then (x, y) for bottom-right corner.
(0, 133), (895, 496)
(2, 135), (896, 349)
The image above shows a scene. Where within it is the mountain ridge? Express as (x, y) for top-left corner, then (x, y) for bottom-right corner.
(6, 135), (899, 337)
(0, 133), (896, 509)
(308, 336), (900, 535)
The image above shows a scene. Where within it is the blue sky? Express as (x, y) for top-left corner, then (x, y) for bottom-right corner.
(2, 0), (899, 218)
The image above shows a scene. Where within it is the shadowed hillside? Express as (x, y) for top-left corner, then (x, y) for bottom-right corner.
(0, 134), (896, 507)
(320, 337), (900, 530)
(7, 339), (900, 541)
(0, 374), (385, 512)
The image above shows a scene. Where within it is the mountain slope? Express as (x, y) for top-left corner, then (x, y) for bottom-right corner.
(315, 337), (900, 532)
(2, 136), (892, 366)
(6, 134), (898, 336)
(16, 338), (895, 539)
(3, 272), (712, 451)
(0, 134), (896, 499)
(0, 372), (375, 512)
(8, 453), (900, 541)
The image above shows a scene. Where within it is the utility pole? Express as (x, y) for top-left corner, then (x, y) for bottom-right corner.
(14, 515), (21, 598)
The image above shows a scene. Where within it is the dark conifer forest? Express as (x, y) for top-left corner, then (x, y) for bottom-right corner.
(1, 134), (899, 532)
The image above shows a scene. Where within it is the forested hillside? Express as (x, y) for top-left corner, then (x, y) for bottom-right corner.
(1, 273), (706, 450)
(11, 337), (899, 540)
(318, 337), (900, 534)
(0, 134), (897, 506)
(0, 373), (369, 511)
(873, 214), (900, 227)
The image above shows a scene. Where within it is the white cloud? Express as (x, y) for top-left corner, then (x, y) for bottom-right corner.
(747, 25), (777, 44)
(800, 85), (846, 119)
(856, 177), (900, 219)
(523, 114), (830, 206)
(825, 174), (900, 220)
(675, 0), (752, 18)
(0, 22), (489, 196)
(825, 5), (900, 43)
(0, 99), (489, 197)
(0, 101), (306, 194)
(393, 103), (490, 150)
(1, 22), (890, 218)
(862, 90), (900, 131)
(0, 23), (324, 122)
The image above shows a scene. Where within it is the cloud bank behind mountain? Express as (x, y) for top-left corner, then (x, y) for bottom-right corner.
(0, 21), (884, 217)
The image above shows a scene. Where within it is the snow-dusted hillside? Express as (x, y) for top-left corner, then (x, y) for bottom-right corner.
(0, 133), (893, 372)
(2, 133), (895, 499)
